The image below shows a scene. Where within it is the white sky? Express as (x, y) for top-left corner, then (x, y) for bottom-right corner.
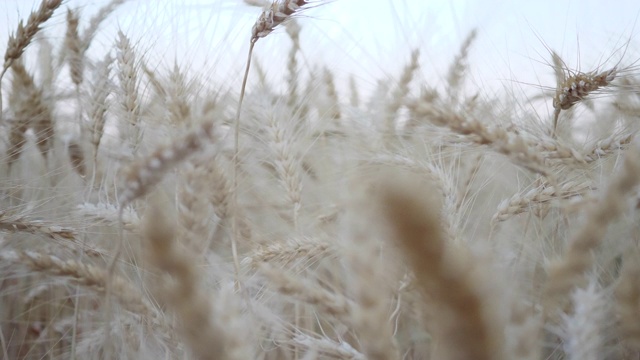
(1, 0), (640, 100)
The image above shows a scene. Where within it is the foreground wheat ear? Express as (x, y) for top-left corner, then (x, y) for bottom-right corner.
(551, 51), (617, 135)
(232, 0), (313, 284)
(0, 0), (63, 123)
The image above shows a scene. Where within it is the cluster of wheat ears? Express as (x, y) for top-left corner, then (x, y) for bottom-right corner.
(1, 0), (640, 359)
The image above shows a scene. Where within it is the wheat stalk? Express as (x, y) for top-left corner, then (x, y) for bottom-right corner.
(232, 0), (313, 289)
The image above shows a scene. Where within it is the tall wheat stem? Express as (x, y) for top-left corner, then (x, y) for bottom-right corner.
(232, 38), (256, 290)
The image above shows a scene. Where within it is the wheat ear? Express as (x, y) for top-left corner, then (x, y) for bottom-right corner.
(144, 198), (228, 360)
(65, 8), (83, 86)
(379, 175), (499, 360)
(1, 0), (63, 123)
(81, 0), (126, 53)
(551, 51), (617, 134)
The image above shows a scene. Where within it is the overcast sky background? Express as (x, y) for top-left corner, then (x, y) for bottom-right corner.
(1, 0), (639, 102)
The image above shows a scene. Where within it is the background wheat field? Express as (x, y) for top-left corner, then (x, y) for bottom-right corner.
(1, 0), (640, 359)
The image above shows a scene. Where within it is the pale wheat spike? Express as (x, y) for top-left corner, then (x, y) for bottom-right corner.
(65, 8), (84, 86)
(268, 113), (303, 227)
(584, 132), (633, 162)
(412, 101), (553, 179)
(167, 63), (191, 125)
(387, 49), (420, 121)
(116, 31), (141, 152)
(0, 210), (76, 240)
(81, 0), (126, 53)
(323, 67), (341, 121)
(9, 60), (54, 164)
(76, 202), (140, 231)
(285, 20), (300, 110)
(0, 0), (62, 124)
(241, 237), (332, 268)
(492, 181), (591, 223)
(259, 263), (355, 318)
(177, 163), (211, 253)
(89, 54), (112, 158)
(118, 120), (219, 206)
(2, 0), (63, 71)
(0, 250), (154, 318)
(447, 29), (477, 100)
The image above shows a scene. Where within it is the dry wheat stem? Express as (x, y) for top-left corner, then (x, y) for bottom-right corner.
(232, 39), (256, 291)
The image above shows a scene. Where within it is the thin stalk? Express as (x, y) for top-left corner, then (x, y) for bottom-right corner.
(232, 38), (257, 289)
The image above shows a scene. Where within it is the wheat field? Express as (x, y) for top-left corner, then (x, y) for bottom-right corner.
(1, 0), (640, 359)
